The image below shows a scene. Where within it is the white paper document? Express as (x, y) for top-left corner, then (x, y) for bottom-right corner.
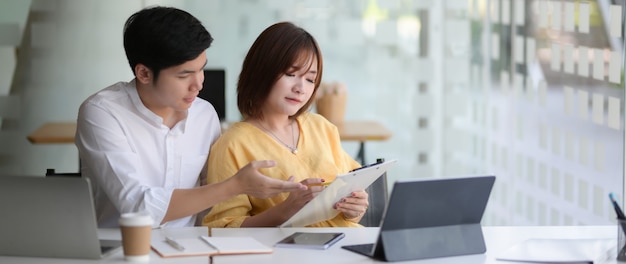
(280, 159), (397, 227)
(496, 238), (615, 263)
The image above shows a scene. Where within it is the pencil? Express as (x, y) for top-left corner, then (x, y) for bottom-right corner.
(308, 181), (332, 187)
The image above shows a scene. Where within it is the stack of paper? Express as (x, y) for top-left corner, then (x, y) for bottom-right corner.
(496, 238), (616, 263)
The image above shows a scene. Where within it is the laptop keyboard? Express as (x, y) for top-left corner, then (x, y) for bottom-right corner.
(100, 246), (115, 254)
(99, 239), (122, 255)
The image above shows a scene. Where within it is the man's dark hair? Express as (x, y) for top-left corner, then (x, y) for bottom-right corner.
(123, 6), (213, 81)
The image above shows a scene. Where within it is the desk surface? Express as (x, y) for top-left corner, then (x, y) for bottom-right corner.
(336, 121), (391, 142)
(0, 226), (617, 264)
(27, 120), (392, 144)
(211, 226), (617, 264)
(27, 122), (76, 144)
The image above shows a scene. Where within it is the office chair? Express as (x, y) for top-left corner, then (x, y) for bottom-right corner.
(359, 158), (389, 227)
(199, 69), (226, 121)
(45, 168), (81, 178)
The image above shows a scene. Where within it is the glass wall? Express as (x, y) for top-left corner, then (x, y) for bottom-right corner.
(458, 0), (624, 225)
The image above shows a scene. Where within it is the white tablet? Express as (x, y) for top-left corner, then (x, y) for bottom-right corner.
(280, 159), (397, 227)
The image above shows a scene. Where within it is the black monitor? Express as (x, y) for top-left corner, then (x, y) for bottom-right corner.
(199, 69), (226, 121)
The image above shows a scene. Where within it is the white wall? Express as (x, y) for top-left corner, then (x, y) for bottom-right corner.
(1, 0), (140, 173)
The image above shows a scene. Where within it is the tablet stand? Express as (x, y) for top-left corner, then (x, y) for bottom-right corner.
(378, 223), (486, 262)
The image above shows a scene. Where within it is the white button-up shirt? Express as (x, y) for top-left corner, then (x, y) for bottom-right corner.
(75, 80), (220, 227)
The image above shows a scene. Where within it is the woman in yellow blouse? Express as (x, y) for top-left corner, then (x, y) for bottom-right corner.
(202, 22), (368, 228)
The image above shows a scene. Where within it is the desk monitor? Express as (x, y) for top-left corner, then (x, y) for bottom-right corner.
(342, 175), (495, 262)
(0, 176), (121, 259)
(200, 69), (226, 121)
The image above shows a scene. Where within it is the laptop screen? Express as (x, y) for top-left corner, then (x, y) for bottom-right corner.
(0, 176), (119, 259)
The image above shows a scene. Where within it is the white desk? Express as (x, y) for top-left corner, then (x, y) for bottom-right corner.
(210, 226), (618, 263)
(0, 228), (212, 264)
(0, 226), (618, 263)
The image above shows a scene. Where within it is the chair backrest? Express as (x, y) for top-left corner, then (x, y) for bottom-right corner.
(359, 158), (389, 227)
(46, 168), (81, 177)
(199, 69), (226, 121)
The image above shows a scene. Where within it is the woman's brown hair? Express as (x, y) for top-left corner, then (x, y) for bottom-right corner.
(237, 22), (323, 119)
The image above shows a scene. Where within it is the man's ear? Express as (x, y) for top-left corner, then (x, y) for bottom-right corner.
(135, 64), (153, 84)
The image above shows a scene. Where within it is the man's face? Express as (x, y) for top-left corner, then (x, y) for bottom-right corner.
(148, 51), (207, 113)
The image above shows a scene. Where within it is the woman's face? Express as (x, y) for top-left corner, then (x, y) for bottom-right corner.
(264, 56), (318, 117)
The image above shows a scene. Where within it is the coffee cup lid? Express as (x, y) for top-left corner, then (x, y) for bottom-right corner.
(119, 212), (153, 227)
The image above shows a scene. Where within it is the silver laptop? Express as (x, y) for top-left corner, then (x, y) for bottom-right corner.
(342, 175), (495, 262)
(0, 176), (121, 259)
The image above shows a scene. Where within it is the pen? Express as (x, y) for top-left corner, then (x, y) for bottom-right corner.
(200, 236), (218, 250)
(165, 236), (186, 251)
(349, 160), (382, 173)
(609, 193), (626, 220)
(308, 181), (332, 187)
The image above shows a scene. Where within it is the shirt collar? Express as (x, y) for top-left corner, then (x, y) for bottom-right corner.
(125, 79), (189, 133)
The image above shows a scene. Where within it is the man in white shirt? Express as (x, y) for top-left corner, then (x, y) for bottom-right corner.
(75, 6), (306, 228)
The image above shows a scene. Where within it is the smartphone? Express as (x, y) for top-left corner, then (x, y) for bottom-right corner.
(274, 232), (345, 250)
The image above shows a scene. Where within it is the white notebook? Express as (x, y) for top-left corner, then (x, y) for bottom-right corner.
(495, 238), (615, 263)
(151, 227), (272, 258)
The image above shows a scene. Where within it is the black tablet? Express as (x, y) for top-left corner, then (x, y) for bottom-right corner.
(275, 232), (345, 250)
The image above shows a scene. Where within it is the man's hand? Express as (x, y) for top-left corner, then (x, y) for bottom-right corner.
(232, 160), (306, 199)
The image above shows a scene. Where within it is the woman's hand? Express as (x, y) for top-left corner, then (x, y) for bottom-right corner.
(335, 190), (369, 222)
(281, 178), (326, 212)
(240, 177), (325, 227)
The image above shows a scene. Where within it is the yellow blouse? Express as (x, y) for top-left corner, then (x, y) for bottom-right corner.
(202, 113), (361, 227)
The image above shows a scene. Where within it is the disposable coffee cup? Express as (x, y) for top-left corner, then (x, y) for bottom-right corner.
(119, 212), (153, 262)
